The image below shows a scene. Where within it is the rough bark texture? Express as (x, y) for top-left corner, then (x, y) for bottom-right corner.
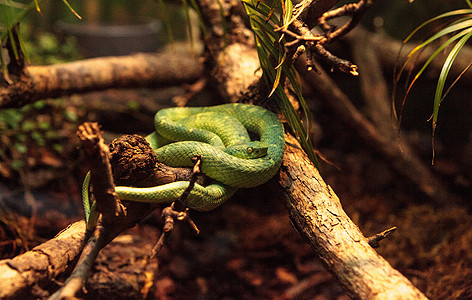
(196, 0), (428, 298)
(279, 134), (427, 299)
(0, 51), (203, 108)
(0, 221), (87, 299)
(0, 0), (434, 298)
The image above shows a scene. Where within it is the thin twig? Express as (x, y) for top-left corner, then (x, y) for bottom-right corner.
(318, 0), (375, 44)
(149, 155), (203, 259)
(48, 225), (106, 300)
(367, 227), (397, 248)
(77, 122), (124, 226)
(286, 19), (358, 75)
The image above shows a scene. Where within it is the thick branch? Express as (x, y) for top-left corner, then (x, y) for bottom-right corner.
(0, 51), (203, 108)
(0, 135), (195, 299)
(279, 134), (427, 299)
(0, 221), (87, 299)
(196, 0), (427, 297)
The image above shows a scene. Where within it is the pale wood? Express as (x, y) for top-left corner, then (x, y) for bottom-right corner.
(0, 50), (203, 108)
(0, 221), (87, 299)
(279, 134), (428, 299)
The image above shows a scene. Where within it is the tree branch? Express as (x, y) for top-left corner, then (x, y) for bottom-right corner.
(279, 134), (427, 299)
(296, 57), (457, 205)
(0, 221), (87, 299)
(0, 50), (203, 109)
(196, 0), (428, 298)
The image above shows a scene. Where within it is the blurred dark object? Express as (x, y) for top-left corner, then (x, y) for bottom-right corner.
(55, 19), (162, 58)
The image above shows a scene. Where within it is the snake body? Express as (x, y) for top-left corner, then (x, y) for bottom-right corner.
(83, 103), (285, 227)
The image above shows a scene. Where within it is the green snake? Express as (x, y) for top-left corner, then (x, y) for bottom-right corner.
(82, 103), (285, 228)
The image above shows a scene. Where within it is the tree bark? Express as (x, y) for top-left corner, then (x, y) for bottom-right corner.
(279, 134), (427, 299)
(196, 0), (428, 298)
(0, 221), (87, 299)
(0, 50), (203, 108)
(0, 0), (432, 298)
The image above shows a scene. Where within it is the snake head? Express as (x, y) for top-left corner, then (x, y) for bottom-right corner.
(225, 141), (268, 159)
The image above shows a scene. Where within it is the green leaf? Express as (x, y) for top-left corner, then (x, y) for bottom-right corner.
(31, 130), (45, 146)
(65, 109), (78, 122)
(38, 120), (51, 130)
(21, 120), (36, 131)
(405, 28), (472, 95)
(404, 9), (472, 43)
(53, 143), (64, 153)
(407, 17), (472, 59)
(11, 159), (24, 170)
(157, 0), (174, 45)
(14, 142), (27, 154)
(188, 0), (208, 37)
(60, 0), (81, 19)
(242, 0), (318, 167)
(432, 30), (472, 127)
(181, 0), (195, 49)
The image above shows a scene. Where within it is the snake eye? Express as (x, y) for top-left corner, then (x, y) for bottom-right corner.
(247, 147), (253, 153)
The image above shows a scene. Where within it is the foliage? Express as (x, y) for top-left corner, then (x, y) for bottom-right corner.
(22, 30), (81, 65)
(1, 0), (318, 167)
(242, 0), (318, 167)
(0, 0), (80, 79)
(395, 1), (472, 161)
(0, 98), (80, 178)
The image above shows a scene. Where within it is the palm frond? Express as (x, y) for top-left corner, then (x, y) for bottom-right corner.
(60, 0), (81, 20)
(403, 27), (472, 100)
(397, 3), (472, 163)
(403, 9), (472, 43)
(242, 0), (318, 167)
(1, 0), (80, 79)
(432, 30), (472, 128)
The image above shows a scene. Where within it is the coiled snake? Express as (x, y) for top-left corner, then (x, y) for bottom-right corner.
(82, 103), (285, 228)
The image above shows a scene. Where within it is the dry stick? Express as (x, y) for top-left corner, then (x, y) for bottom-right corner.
(285, 0), (375, 75)
(294, 0), (339, 29)
(48, 122), (125, 298)
(194, 0), (427, 297)
(297, 58), (455, 205)
(367, 227), (397, 248)
(0, 221), (87, 299)
(149, 156), (202, 259)
(317, 0), (375, 44)
(77, 122), (124, 222)
(287, 18), (358, 75)
(48, 225), (106, 300)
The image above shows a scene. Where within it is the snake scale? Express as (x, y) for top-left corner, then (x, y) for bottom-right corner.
(82, 103), (285, 227)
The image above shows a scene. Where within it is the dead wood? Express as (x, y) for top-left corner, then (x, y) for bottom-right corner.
(279, 134), (427, 299)
(0, 133), (195, 299)
(345, 26), (472, 83)
(0, 50), (203, 109)
(197, 0), (428, 298)
(0, 0), (435, 298)
(0, 221), (87, 299)
(297, 57), (455, 205)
